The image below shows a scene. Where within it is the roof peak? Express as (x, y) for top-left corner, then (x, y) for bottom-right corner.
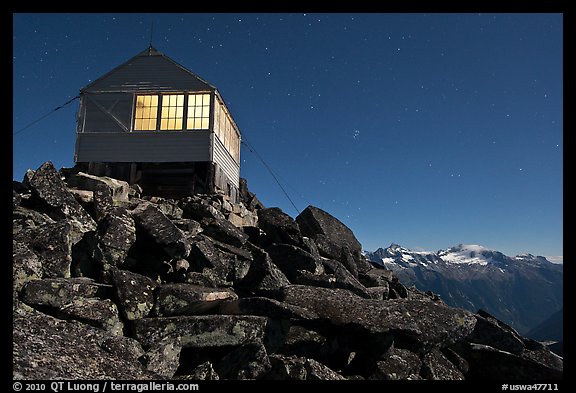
(138, 45), (163, 57)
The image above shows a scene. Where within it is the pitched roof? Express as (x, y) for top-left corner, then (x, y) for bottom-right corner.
(81, 46), (216, 93)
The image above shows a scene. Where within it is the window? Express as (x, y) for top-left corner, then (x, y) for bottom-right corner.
(134, 95), (158, 130)
(160, 94), (184, 130)
(187, 93), (210, 129)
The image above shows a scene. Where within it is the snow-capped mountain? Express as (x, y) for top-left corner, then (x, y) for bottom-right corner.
(365, 244), (563, 335)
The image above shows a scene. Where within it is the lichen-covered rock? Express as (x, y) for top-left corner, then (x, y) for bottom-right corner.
(25, 161), (96, 233)
(280, 285), (477, 350)
(257, 207), (302, 247)
(219, 297), (317, 320)
(93, 208), (136, 270)
(420, 348), (465, 380)
(68, 172), (130, 202)
(172, 218), (203, 235)
(14, 219), (86, 278)
(236, 249), (291, 295)
(266, 244), (324, 280)
(131, 202), (191, 259)
(294, 258), (370, 298)
(179, 197), (225, 221)
(93, 185), (114, 221)
(201, 217), (249, 247)
(12, 206), (56, 233)
(296, 205), (362, 262)
(180, 361), (219, 380)
(278, 325), (337, 361)
(57, 298), (124, 336)
(467, 310), (526, 355)
(21, 277), (109, 309)
(152, 284), (238, 317)
(13, 307), (158, 379)
(110, 269), (157, 321)
(13, 240), (42, 292)
(370, 347), (421, 380)
(13, 189), (22, 209)
(132, 315), (268, 349)
(267, 354), (346, 380)
(141, 336), (182, 378)
(214, 341), (271, 380)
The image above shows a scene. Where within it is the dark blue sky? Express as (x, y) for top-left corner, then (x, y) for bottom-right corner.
(12, 13), (563, 260)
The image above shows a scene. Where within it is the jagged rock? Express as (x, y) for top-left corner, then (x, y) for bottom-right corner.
(99, 334), (145, 362)
(358, 267), (395, 288)
(420, 348), (465, 380)
(68, 172), (130, 202)
(141, 336), (182, 378)
(132, 315), (267, 349)
(179, 197), (226, 221)
(13, 240), (42, 292)
(369, 347), (421, 380)
(13, 307), (158, 379)
(278, 325), (337, 361)
(172, 218), (203, 235)
(388, 280), (409, 299)
(93, 208), (136, 270)
(201, 217), (249, 247)
(239, 177), (264, 211)
(14, 219), (85, 278)
(280, 285), (476, 351)
(57, 298), (124, 336)
(21, 277), (109, 309)
(219, 297), (318, 320)
(12, 206), (56, 232)
(181, 361), (220, 380)
(131, 202), (191, 259)
(152, 284), (238, 317)
(25, 161), (96, 233)
(214, 341), (271, 380)
(110, 269), (157, 320)
(366, 285), (390, 300)
(69, 189), (94, 204)
(129, 183), (143, 198)
(242, 226), (269, 248)
(267, 354), (346, 380)
(13, 189), (22, 209)
(257, 207), (302, 247)
(457, 342), (562, 380)
(339, 247), (359, 278)
(301, 258), (370, 298)
(467, 310), (526, 355)
(266, 244), (324, 280)
(142, 196), (184, 219)
(296, 205), (362, 263)
(441, 347), (469, 374)
(93, 185), (114, 221)
(236, 249), (291, 295)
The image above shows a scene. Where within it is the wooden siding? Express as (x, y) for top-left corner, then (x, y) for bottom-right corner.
(75, 131), (211, 163)
(82, 48), (214, 93)
(212, 135), (240, 188)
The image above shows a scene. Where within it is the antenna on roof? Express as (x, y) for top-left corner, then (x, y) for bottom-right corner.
(148, 21), (154, 51)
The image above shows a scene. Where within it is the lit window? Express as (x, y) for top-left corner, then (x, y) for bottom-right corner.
(134, 95), (158, 130)
(187, 93), (210, 129)
(160, 94), (184, 130)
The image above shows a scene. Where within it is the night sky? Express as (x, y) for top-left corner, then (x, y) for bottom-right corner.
(12, 13), (563, 261)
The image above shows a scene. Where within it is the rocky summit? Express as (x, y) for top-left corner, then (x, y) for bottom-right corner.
(13, 161), (562, 380)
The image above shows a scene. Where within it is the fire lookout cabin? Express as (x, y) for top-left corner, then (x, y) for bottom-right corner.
(74, 46), (241, 202)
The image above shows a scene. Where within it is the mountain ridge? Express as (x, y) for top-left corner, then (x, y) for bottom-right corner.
(365, 243), (563, 335)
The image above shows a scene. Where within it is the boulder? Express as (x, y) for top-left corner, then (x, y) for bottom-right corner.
(13, 189), (22, 209)
(172, 219), (203, 235)
(69, 189), (94, 204)
(279, 285), (477, 351)
(12, 240), (42, 292)
(267, 355), (346, 380)
(180, 361), (219, 380)
(466, 310), (526, 355)
(13, 307), (158, 379)
(68, 172), (130, 202)
(25, 161), (96, 233)
(236, 249), (291, 295)
(141, 336), (182, 378)
(110, 269), (157, 321)
(201, 218), (249, 247)
(179, 197), (225, 221)
(57, 298), (124, 336)
(214, 341), (271, 380)
(278, 325), (337, 361)
(21, 278), (109, 309)
(219, 297), (318, 320)
(152, 284), (238, 317)
(93, 185), (114, 221)
(131, 202), (191, 259)
(257, 208), (302, 247)
(296, 205), (361, 262)
(12, 206), (56, 232)
(266, 244), (324, 280)
(132, 315), (268, 349)
(420, 348), (465, 380)
(93, 208), (137, 270)
(14, 219), (85, 278)
(369, 347), (421, 380)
